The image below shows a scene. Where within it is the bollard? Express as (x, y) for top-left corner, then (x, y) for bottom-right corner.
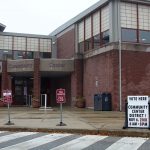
(123, 101), (128, 129)
(148, 101), (150, 130)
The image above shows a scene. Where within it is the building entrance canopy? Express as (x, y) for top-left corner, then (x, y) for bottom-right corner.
(2, 59), (74, 73)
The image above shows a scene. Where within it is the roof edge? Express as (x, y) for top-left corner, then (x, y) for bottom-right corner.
(0, 23), (6, 32)
(49, 0), (109, 36)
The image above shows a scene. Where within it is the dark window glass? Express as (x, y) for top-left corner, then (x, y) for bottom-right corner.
(13, 51), (26, 59)
(78, 41), (84, 52)
(85, 38), (92, 51)
(139, 30), (150, 43)
(26, 51), (33, 59)
(102, 30), (109, 44)
(0, 50), (12, 60)
(40, 52), (51, 58)
(93, 34), (100, 49)
(122, 28), (137, 42)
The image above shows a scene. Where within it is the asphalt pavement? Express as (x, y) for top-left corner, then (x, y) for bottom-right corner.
(0, 106), (149, 137)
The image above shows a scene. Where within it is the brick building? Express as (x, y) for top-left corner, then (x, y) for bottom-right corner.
(1, 0), (150, 111)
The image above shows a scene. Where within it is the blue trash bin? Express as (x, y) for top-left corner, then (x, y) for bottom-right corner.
(94, 94), (102, 111)
(102, 93), (112, 111)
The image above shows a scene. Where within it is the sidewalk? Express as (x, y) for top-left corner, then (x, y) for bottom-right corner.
(0, 107), (149, 137)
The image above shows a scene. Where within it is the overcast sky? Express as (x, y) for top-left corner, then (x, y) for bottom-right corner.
(1, 0), (99, 35)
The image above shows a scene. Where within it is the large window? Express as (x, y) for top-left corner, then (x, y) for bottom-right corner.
(40, 38), (51, 52)
(0, 36), (12, 50)
(27, 38), (38, 52)
(138, 5), (150, 31)
(0, 35), (52, 60)
(139, 30), (150, 43)
(121, 2), (137, 29)
(93, 11), (100, 49)
(85, 17), (92, 51)
(14, 51), (26, 59)
(78, 21), (84, 52)
(26, 51), (34, 59)
(122, 28), (137, 42)
(121, 2), (150, 44)
(93, 34), (100, 49)
(13, 51), (34, 59)
(14, 36), (26, 51)
(102, 30), (110, 44)
(40, 52), (51, 58)
(0, 50), (12, 60)
(77, 4), (110, 52)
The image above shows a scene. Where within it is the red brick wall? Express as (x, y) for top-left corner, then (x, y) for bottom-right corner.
(57, 28), (75, 59)
(0, 61), (12, 106)
(83, 51), (115, 109)
(121, 50), (150, 110)
(33, 58), (41, 107)
(83, 50), (150, 111)
(71, 59), (83, 98)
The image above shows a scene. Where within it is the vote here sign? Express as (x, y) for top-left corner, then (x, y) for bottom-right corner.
(128, 96), (149, 128)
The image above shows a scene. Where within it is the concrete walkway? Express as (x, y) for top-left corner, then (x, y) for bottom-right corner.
(0, 107), (149, 137)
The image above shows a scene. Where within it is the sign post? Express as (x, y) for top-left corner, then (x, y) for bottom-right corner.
(123, 96), (149, 129)
(3, 90), (14, 125)
(56, 88), (66, 126)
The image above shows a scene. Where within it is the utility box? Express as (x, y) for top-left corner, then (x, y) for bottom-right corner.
(94, 94), (102, 111)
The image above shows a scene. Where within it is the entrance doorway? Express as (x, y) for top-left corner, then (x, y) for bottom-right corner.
(12, 77), (33, 106)
(41, 76), (71, 107)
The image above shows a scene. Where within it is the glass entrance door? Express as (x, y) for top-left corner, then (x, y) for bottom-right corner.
(13, 78), (33, 106)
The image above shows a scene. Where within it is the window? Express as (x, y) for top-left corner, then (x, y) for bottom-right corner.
(93, 11), (100, 36)
(93, 11), (100, 49)
(85, 17), (91, 40)
(120, 2), (150, 44)
(93, 34), (100, 49)
(120, 2), (138, 42)
(101, 5), (110, 45)
(77, 4), (110, 51)
(13, 51), (34, 59)
(101, 5), (109, 32)
(40, 38), (51, 52)
(102, 30), (109, 44)
(14, 36), (26, 51)
(13, 51), (26, 59)
(40, 52), (51, 58)
(120, 2), (137, 29)
(78, 41), (84, 53)
(26, 51), (34, 59)
(85, 38), (92, 51)
(85, 16), (92, 51)
(0, 50), (12, 60)
(139, 30), (150, 43)
(138, 5), (150, 31)
(0, 36), (12, 50)
(122, 28), (137, 42)
(27, 38), (38, 52)
(78, 21), (84, 52)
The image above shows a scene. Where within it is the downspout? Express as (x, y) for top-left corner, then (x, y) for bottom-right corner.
(118, 0), (122, 111)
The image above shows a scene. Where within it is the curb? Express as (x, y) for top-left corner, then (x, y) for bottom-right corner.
(0, 127), (150, 138)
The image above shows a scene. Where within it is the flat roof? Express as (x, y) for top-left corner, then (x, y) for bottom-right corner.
(0, 31), (52, 39)
(0, 23), (6, 32)
(49, 0), (150, 36)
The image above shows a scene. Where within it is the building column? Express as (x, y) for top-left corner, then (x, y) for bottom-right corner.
(33, 58), (41, 108)
(0, 60), (12, 106)
(71, 56), (83, 107)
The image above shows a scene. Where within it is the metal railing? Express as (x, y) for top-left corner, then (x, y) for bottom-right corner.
(40, 94), (47, 109)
